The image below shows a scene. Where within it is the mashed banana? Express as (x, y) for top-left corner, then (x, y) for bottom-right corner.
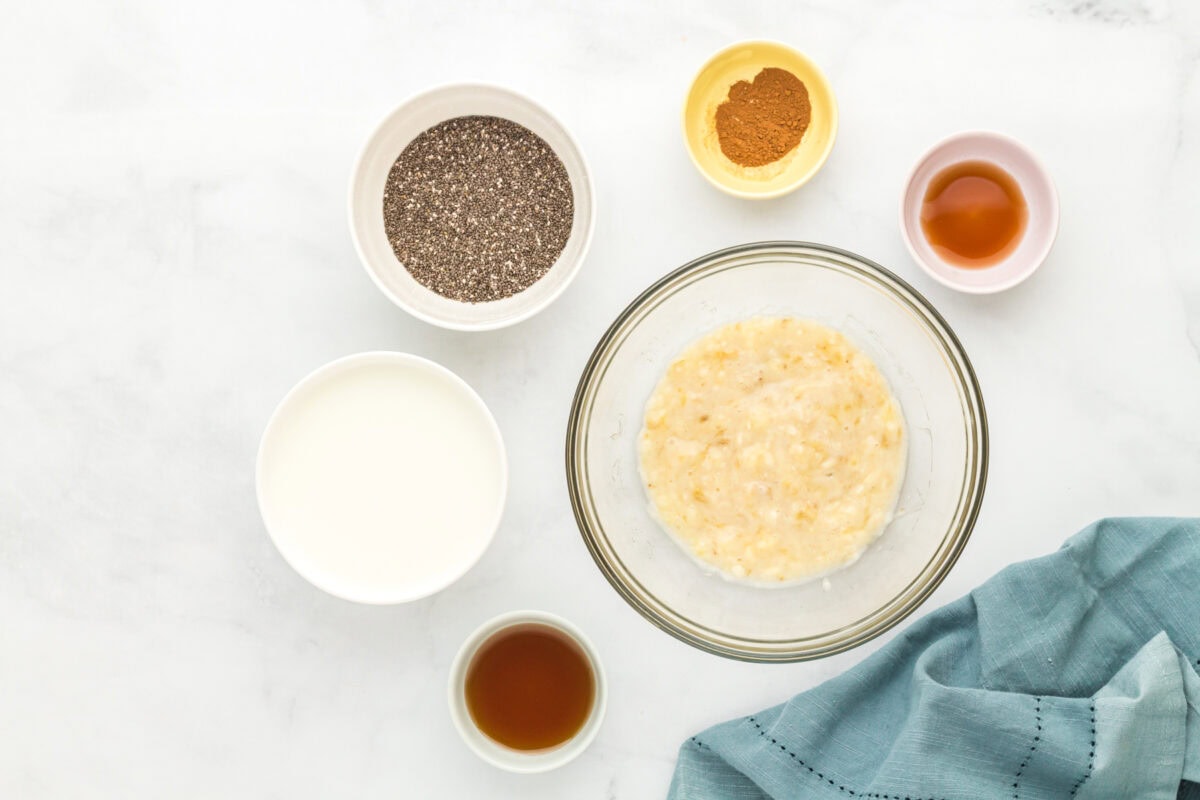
(638, 317), (905, 584)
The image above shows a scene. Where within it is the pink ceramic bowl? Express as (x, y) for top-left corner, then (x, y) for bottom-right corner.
(900, 131), (1058, 294)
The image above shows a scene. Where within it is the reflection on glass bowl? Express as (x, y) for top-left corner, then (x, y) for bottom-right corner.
(565, 242), (988, 662)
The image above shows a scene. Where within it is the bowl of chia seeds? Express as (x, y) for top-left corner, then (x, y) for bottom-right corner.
(350, 84), (595, 331)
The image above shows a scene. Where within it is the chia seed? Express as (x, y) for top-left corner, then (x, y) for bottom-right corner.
(382, 115), (575, 303)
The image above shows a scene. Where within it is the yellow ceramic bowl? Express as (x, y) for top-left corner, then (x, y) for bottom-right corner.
(683, 41), (838, 199)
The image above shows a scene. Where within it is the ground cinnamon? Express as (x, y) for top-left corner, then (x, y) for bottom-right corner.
(714, 67), (811, 168)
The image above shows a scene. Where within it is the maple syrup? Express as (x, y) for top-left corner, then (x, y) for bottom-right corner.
(464, 623), (595, 751)
(920, 160), (1028, 268)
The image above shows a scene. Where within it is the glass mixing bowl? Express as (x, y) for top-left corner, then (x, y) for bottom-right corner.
(565, 242), (988, 662)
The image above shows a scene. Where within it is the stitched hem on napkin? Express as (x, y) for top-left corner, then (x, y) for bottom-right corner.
(668, 518), (1200, 800)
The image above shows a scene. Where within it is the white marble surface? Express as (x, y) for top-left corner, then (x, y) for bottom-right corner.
(3, 1), (1200, 796)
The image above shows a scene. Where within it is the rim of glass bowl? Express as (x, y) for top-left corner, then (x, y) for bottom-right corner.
(565, 241), (989, 662)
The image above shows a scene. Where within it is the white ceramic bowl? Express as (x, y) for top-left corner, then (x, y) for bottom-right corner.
(256, 352), (507, 604)
(448, 611), (607, 773)
(900, 131), (1059, 294)
(349, 84), (595, 330)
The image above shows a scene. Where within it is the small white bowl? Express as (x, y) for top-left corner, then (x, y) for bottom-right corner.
(448, 611), (607, 773)
(256, 352), (507, 604)
(900, 131), (1059, 294)
(349, 84), (595, 331)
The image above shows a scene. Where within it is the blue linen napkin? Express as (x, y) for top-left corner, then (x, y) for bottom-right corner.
(669, 517), (1200, 800)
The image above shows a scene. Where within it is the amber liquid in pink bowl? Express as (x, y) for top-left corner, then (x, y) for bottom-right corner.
(920, 160), (1028, 268)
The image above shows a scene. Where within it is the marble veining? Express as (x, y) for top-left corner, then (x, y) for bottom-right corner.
(2, 1), (1199, 797)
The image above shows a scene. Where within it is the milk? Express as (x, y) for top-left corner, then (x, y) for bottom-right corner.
(257, 355), (507, 602)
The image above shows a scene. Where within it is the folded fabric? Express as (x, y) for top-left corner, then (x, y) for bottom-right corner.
(669, 517), (1200, 800)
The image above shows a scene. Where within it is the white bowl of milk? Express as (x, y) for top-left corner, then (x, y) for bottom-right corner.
(256, 352), (507, 604)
